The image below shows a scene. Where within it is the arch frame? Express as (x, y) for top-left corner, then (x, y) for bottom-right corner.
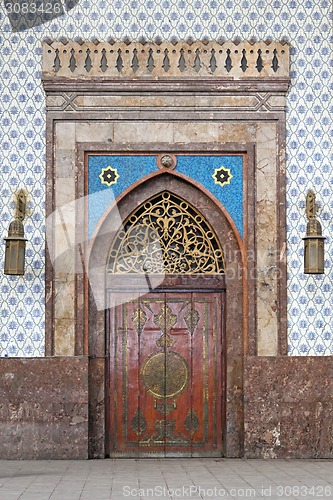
(43, 47), (289, 458)
(86, 160), (253, 458)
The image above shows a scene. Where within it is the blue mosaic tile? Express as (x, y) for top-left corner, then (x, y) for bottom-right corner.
(88, 155), (157, 237)
(0, 0), (332, 356)
(88, 154), (243, 239)
(176, 155), (243, 238)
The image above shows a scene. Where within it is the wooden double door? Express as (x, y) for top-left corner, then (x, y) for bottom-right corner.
(107, 286), (225, 457)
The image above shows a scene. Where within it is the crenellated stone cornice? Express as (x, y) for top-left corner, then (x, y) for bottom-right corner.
(42, 39), (290, 92)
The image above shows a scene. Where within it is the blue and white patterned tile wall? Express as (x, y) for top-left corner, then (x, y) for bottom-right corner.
(0, 0), (332, 356)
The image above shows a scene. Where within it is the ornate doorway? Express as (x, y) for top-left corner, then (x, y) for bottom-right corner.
(106, 192), (226, 457)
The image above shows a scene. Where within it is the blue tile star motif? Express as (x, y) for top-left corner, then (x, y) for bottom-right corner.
(212, 167), (233, 187)
(99, 166), (119, 187)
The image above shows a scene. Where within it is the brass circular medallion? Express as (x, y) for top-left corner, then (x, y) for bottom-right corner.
(140, 351), (189, 399)
(156, 153), (177, 170)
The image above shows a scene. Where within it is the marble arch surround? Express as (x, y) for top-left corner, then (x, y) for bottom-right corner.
(43, 40), (290, 458)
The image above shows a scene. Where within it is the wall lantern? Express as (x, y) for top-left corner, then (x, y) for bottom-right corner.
(4, 190), (27, 275)
(303, 190), (325, 274)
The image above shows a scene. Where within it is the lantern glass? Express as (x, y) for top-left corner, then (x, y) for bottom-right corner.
(309, 242), (317, 270)
(303, 237), (325, 274)
(4, 238), (26, 275)
(318, 240), (325, 273)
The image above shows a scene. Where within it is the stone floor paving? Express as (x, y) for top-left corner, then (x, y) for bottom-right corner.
(0, 459), (332, 500)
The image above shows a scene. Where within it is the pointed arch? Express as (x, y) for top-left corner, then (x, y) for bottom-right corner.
(86, 173), (247, 356)
(107, 191), (225, 275)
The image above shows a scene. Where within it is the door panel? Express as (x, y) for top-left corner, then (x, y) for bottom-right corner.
(108, 291), (224, 457)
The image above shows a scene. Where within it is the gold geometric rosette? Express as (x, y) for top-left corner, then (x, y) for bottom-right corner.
(139, 303), (190, 417)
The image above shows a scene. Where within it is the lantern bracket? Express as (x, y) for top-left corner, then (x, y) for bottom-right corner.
(15, 189), (27, 221)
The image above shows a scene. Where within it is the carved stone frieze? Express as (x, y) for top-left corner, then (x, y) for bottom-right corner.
(42, 41), (289, 116)
(42, 40), (289, 81)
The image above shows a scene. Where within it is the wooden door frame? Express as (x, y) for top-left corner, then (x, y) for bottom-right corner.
(105, 275), (226, 457)
(88, 173), (246, 458)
